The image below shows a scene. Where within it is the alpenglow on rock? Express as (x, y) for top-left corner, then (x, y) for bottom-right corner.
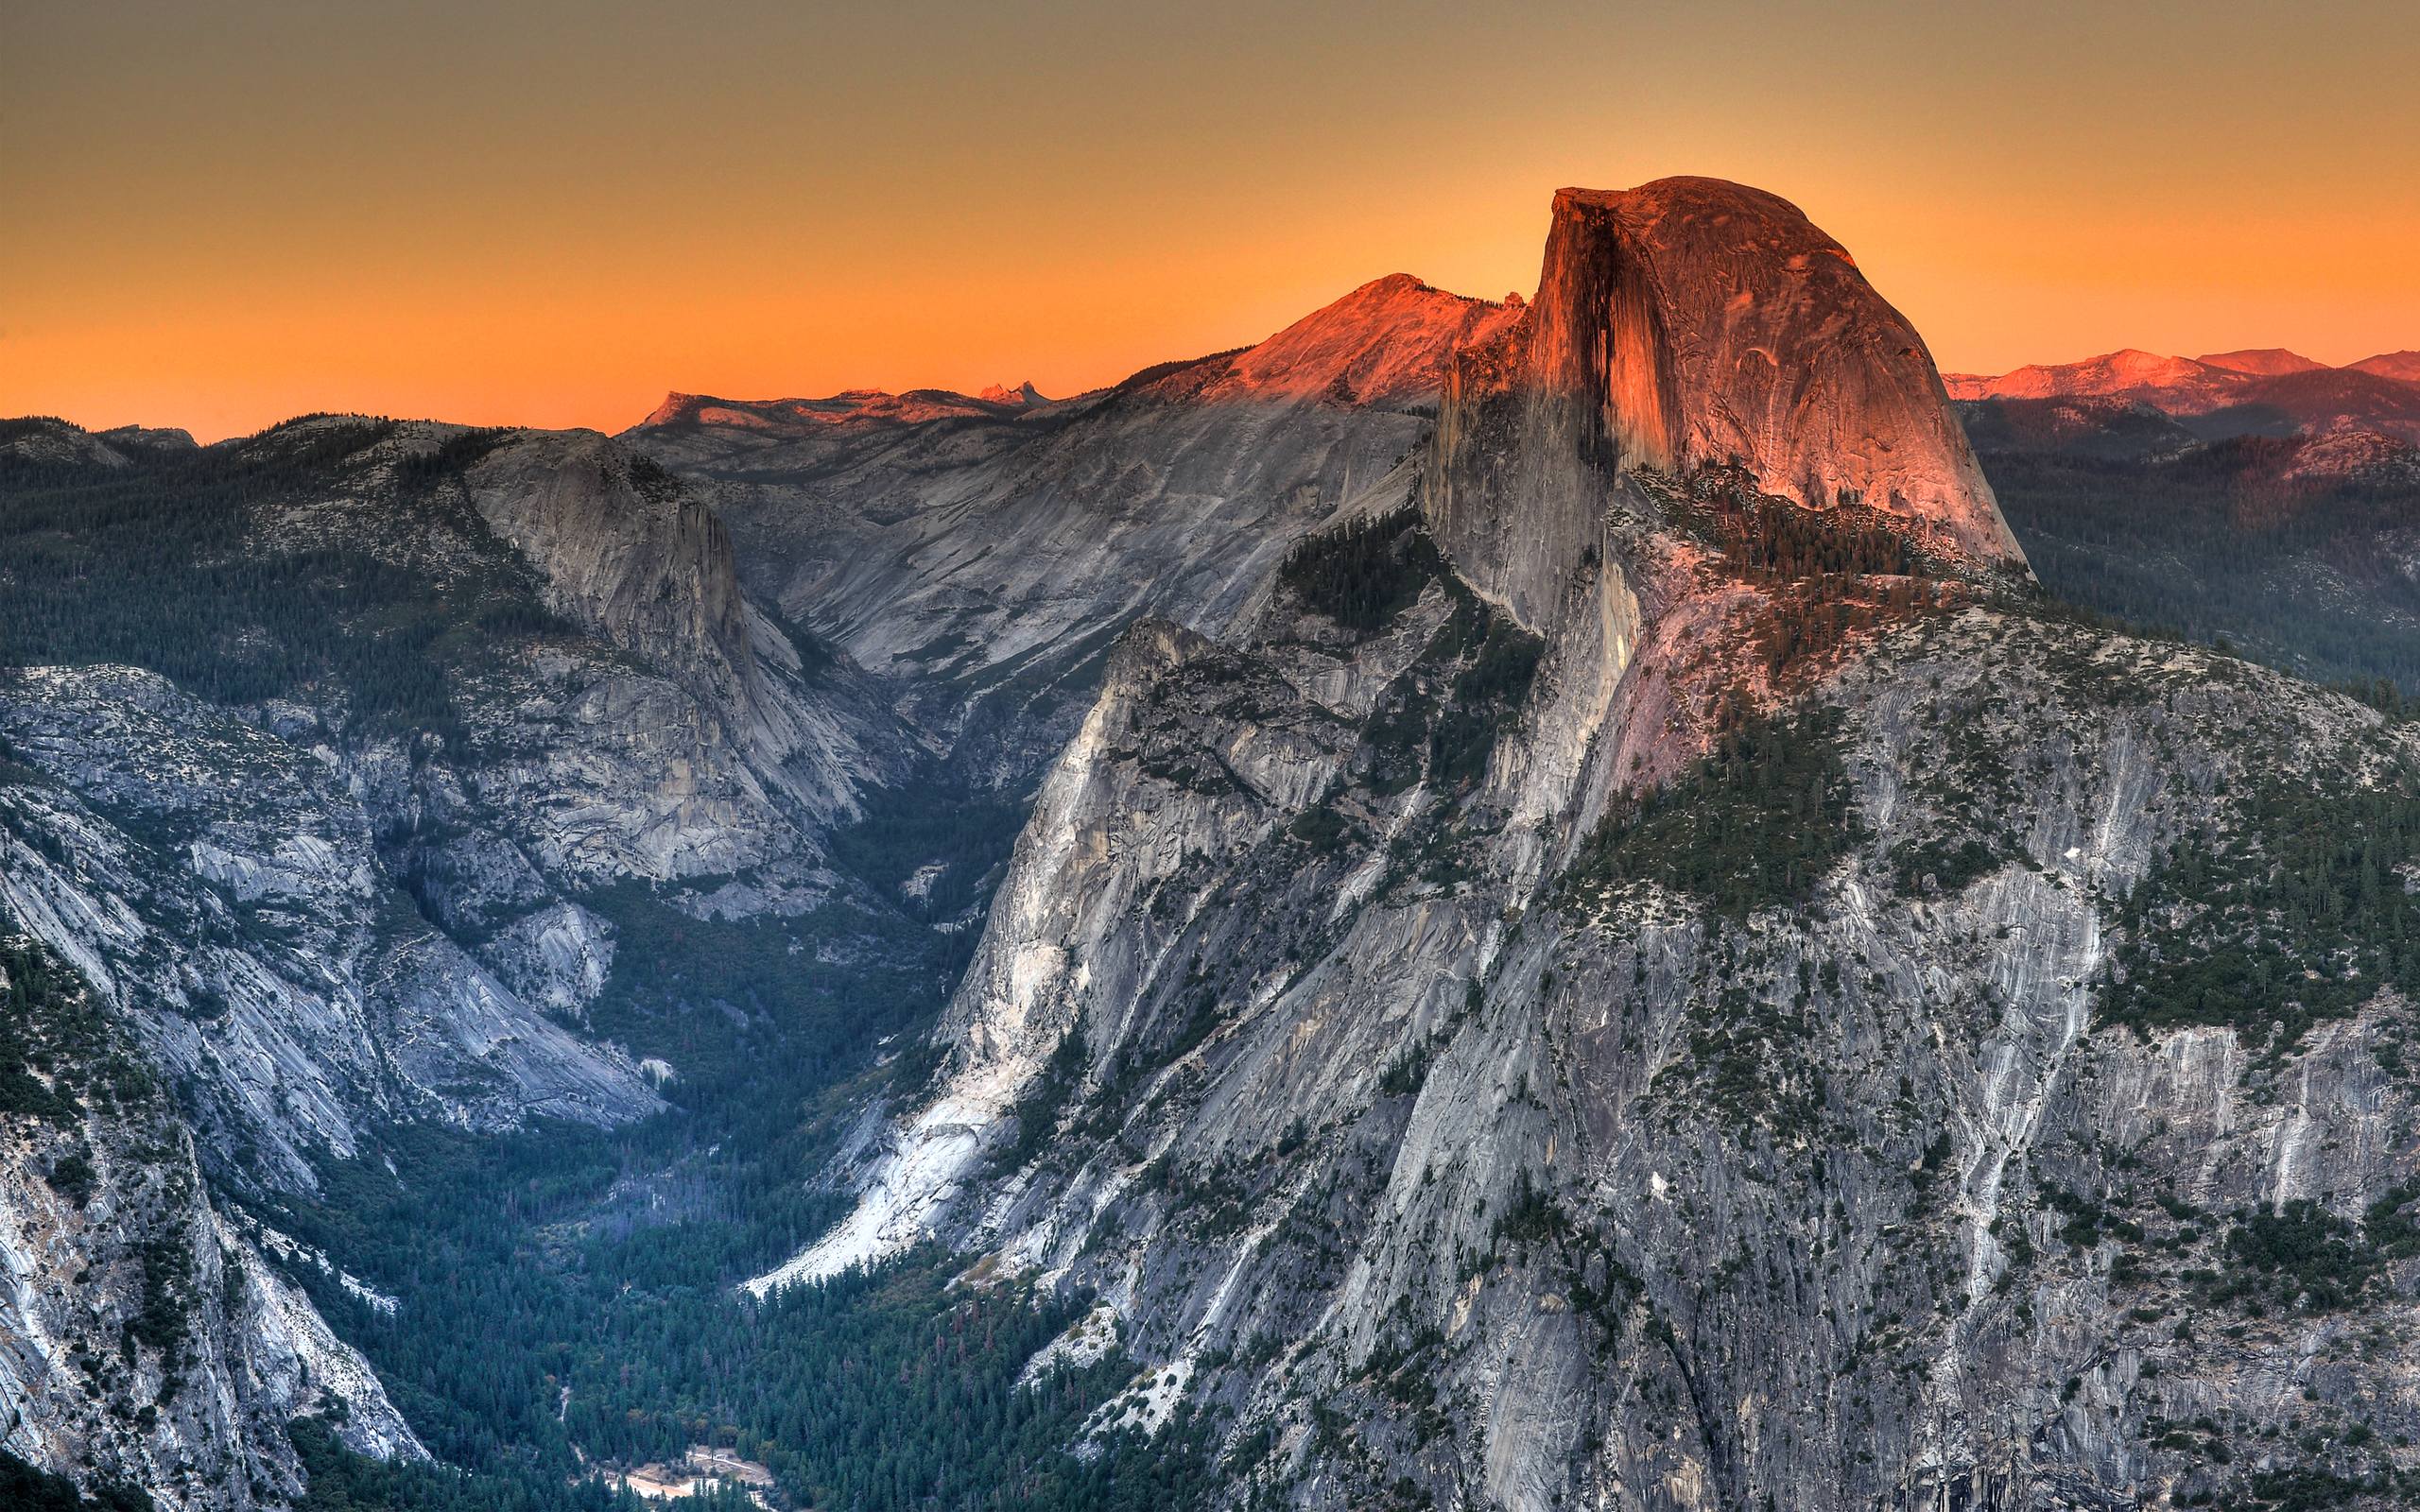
(1428, 177), (2023, 630)
(752, 181), (2420, 1512)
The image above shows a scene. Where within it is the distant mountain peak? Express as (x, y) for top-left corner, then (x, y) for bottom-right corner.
(1142, 271), (1523, 409)
(2196, 347), (2328, 376)
(1950, 345), (2420, 441)
(1945, 349), (2224, 402)
(637, 387), (1026, 434)
(2353, 350), (2420, 383)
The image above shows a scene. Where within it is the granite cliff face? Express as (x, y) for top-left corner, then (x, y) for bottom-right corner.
(1429, 179), (2021, 633)
(0, 415), (918, 1503)
(2, 923), (423, 1509)
(630, 275), (1521, 782)
(774, 182), (2420, 1511)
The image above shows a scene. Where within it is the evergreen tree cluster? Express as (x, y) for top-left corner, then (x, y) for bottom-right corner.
(1277, 507), (1446, 632)
(1567, 705), (1863, 918)
(0, 1449), (154, 1512)
(1978, 430), (2420, 694)
(0, 420), (570, 747)
(2111, 763), (2420, 1048)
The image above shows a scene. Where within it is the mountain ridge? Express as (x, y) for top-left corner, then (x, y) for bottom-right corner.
(738, 178), (2420, 1512)
(9, 175), (2420, 1512)
(1948, 346), (2420, 442)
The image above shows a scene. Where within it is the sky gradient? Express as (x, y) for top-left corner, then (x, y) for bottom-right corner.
(9, 0), (2418, 441)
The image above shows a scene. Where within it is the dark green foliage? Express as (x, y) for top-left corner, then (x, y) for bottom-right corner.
(0, 1449), (154, 1512)
(125, 1235), (196, 1373)
(824, 776), (1032, 925)
(1974, 420), (2420, 694)
(2203, 1201), (2381, 1313)
(388, 427), (517, 492)
(577, 885), (958, 1105)
(1909, 1132), (1954, 1196)
(2365, 1182), (2420, 1258)
(1376, 1040), (1433, 1099)
(1568, 705), (1863, 918)
(264, 833), (1208, 1512)
(1687, 479), (1923, 583)
(2109, 765), (2420, 1048)
(288, 1413), (647, 1512)
(1427, 611), (1544, 790)
(1876, 675), (2028, 899)
(0, 919), (155, 1120)
(2225, 1465), (2416, 1512)
(1663, 463), (1967, 684)
(44, 1148), (96, 1205)
(1491, 1173), (1562, 1250)
(1278, 507), (1445, 632)
(1357, 592), (1542, 799)
(1286, 801), (1364, 854)
(1004, 1033), (1088, 1170)
(1472, 1174), (1642, 1353)
(1891, 835), (2007, 895)
(1677, 981), (1826, 1143)
(270, 1112), (1210, 1512)
(0, 420), (570, 745)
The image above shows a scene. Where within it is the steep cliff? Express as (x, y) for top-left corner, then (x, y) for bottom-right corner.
(776, 181), (2420, 1512)
(1, 922), (421, 1511)
(17, 173), (2420, 1512)
(1428, 178), (2021, 632)
(630, 275), (1521, 781)
(0, 415), (924, 1504)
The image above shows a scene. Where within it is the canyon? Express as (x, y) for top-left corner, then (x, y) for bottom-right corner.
(4, 178), (2419, 1512)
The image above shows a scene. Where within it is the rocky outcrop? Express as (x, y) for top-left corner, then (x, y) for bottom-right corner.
(1428, 178), (2022, 631)
(0, 666), (662, 1192)
(1146, 273), (1522, 410)
(2, 923), (421, 1511)
(464, 432), (758, 706)
(773, 183), (2420, 1512)
(17, 172), (2420, 1512)
(0, 416), (915, 1504)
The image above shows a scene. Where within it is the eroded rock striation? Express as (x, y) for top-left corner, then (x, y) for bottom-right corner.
(775, 180), (2420, 1511)
(630, 273), (1523, 782)
(0, 414), (914, 1503)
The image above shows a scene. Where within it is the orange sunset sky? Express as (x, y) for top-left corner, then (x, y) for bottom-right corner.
(7, 1), (2418, 443)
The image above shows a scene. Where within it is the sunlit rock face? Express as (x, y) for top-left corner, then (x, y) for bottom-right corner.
(1149, 272), (1524, 410)
(2196, 347), (2330, 378)
(1429, 178), (2023, 632)
(1947, 346), (2420, 442)
(768, 183), (2420, 1512)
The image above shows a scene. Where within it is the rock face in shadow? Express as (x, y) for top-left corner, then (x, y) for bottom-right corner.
(1429, 179), (2022, 632)
(629, 276), (1522, 782)
(0, 415), (912, 1505)
(465, 433), (758, 709)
